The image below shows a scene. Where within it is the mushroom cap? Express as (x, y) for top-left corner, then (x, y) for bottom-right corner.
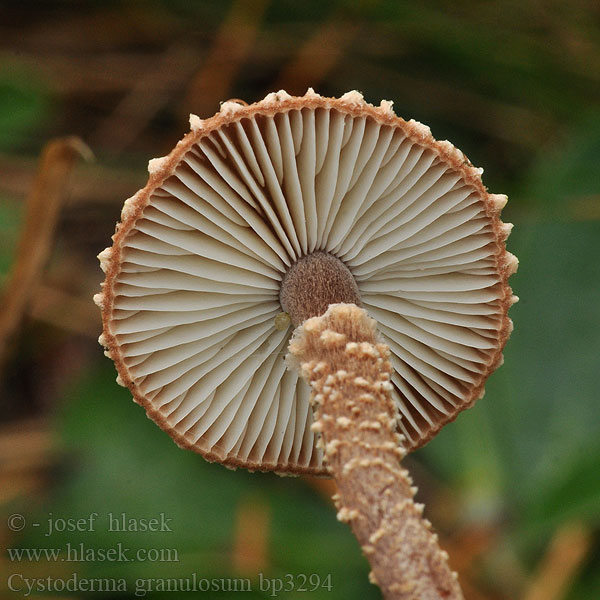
(96, 89), (516, 475)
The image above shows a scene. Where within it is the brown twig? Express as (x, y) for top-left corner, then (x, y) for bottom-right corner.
(0, 137), (91, 365)
(288, 304), (463, 600)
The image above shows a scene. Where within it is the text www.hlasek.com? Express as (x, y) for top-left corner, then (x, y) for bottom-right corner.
(7, 543), (178, 563)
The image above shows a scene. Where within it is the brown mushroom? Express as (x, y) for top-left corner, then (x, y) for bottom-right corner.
(96, 89), (516, 599)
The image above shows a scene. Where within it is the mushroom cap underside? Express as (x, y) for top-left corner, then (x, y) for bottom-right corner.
(96, 89), (517, 475)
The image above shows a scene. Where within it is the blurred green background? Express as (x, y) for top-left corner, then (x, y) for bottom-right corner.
(1, 1), (599, 598)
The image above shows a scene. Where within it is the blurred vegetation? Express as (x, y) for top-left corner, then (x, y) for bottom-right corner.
(1, 1), (599, 598)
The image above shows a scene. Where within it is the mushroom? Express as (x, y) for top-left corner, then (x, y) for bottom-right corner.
(96, 89), (516, 599)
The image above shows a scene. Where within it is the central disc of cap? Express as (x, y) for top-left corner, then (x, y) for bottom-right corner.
(279, 251), (361, 327)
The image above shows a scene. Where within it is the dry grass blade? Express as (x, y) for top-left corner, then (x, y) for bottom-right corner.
(179, 0), (270, 119)
(28, 283), (101, 338)
(91, 42), (200, 154)
(303, 475), (338, 503)
(0, 137), (91, 365)
(523, 522), (592, 600)
(0, 152), (144, 206)
(0, 418), (54, 506)
(273, 19), (359, 94)
(231, 495), (270, 575)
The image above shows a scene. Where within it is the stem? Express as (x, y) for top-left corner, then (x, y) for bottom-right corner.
(288, 303), (464, 600)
